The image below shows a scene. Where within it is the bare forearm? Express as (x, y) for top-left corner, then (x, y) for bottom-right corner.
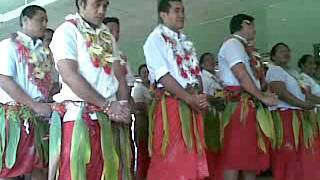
(306, 93), (320, 105)
(279, 90), (306, 108)
(232, 64), (264, 100)
(270, 82), (306, 108)
(114, 61), (128, 100)
(159, 74), (191, 103)
(63, 72), (105, 107)
(0, 75), (35, 108)
(57, 60), (106, 108)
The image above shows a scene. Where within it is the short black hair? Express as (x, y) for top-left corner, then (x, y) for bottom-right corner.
(298, 54), (313, 69)
(103, 17), (120, 26)
(75, 0), (87, 11)
(138, 64), (148, 75)
(199, 52), (213, 66)
(46, 28), (54, 34)
(158, 0), (182, 23)
(229, 14), (255, 34)
(20, 5), (46, 27)
(270, 42), (290, 61)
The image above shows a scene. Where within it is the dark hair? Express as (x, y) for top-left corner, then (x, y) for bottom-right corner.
(103, 17), (120, 26)
(75, 0), (87, 11)
(138, 64), (148, 75)
(46, 28), (54, 34)
(229, 14), (255, 34)
(270, 42), (290, 61)
(298, 54), (313, 69)
(199, 52), (213, 66)
(20, 5), (46, 27)
(158, 0), (182, 23)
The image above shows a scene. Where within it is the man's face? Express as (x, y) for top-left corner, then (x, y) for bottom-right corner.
(79, 0), (109, 27)
(242, 20), (256, 41)
(43, 30), (53, 48)
(160, 1), (185, 32)
(106, 22), (120, 42)
(22, 10), (48, 38)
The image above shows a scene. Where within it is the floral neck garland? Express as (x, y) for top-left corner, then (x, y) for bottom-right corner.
(159, 25), (200, 84)
(12, 33), (52, 98)
(67, 16), (114, 75)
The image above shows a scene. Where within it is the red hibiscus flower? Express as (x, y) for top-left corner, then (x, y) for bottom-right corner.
(176, 55), (183, 65)
(185, 54), (191, 61)
(181, 70), (188, 79)
(86, 40), (92, 48)
(104, 66), (112, 74)
(190, 68), (195, 75)
(195, 66), (200, 75)
(92, 57), (100, 67)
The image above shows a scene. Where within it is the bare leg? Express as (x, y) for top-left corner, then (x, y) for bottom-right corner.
(224, 170), (239, 180)
(31, 169), (47, 180)
(242, 171), (256, 180)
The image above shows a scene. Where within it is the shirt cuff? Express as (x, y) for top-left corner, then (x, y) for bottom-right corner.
(229, 59), (244, 68)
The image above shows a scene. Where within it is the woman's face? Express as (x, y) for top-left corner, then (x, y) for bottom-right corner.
(272, 45), (291, 65)
(139, 66), (149, 83)
(302, 56), (316, 75)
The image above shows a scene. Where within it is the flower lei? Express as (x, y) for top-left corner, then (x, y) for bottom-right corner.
(12, 33), (52, 98)
(160, 25), (200, 84)
(67, 17), (114, 75)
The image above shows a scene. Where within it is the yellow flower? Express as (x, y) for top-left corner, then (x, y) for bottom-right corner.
(29, 52), (38, 64)
(99, 31), (112, 43)
(41, 60), (52, 72)
(33, 67), (45, 79)
(90, 44), (103, 55)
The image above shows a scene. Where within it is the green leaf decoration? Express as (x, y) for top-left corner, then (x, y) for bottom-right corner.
(178, 100), (193, 151)
(96, 112), (119, 180)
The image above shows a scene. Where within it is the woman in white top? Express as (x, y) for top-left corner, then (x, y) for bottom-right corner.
(132, 64), (152, 180)
(266, 43), (316, 180)
(298, 54), (320, 102)
(297, 54), (320, 180)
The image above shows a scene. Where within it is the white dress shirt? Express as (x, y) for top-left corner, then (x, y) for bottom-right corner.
(50, 13), (121, 121)
(218, 35), (260, 89)
(0, 31), (46, 103)
(143, 25), (200, 88)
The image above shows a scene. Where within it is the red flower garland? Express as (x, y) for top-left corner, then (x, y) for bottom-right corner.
(67, 19), (113, 75)
(162, 34), (200, 79)
(14, 37), (52, 98)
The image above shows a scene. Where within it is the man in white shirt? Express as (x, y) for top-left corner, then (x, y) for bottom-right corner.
(217, 14), (277, 180)
(103, 17), (135, 91)
(143, 0), (209, 179)
(49, 0), (131, 179)
(0, 5), (51, 180)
